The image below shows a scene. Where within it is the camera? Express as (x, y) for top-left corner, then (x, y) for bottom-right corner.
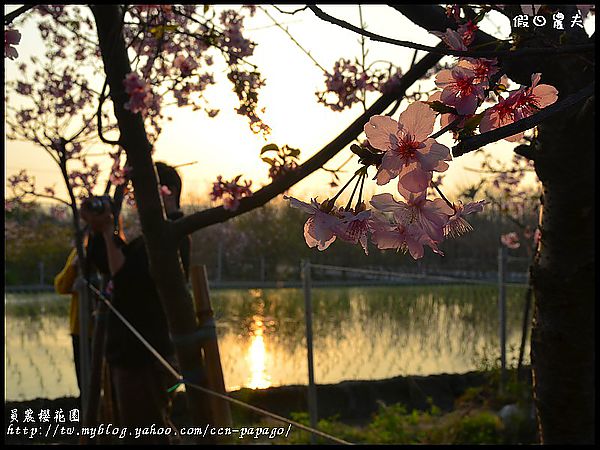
(82, 195), (112, 214)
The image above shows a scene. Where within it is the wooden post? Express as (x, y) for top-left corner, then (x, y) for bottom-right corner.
(190, 265), (232, 430)
(302, 259), (318, 444)
(498, 246), (507, 392)
(81, 298), (109, 444)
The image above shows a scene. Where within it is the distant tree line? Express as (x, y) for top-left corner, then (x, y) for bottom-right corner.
(5, 196), (533, 286)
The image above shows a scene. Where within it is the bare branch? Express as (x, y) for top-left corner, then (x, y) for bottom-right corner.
(97, 78), (121, 146)
(258, 6), (329, 74)
(271, 5), (308, 15)
(308, 5), (594, 59)
(4, 5), (38, 25)
(173, 48), (445, 237)
(453, 83), (595, 157)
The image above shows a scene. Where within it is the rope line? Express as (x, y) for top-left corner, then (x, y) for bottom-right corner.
(309, 263), (529, 287)
(85, 283), (353, 445)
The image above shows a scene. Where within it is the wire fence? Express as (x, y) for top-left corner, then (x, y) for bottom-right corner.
(85, 283), (352, 445)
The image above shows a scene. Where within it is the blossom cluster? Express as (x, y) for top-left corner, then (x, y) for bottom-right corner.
(210, 175), (253, 211)
(317, 58), (402, 111)
(5, 29), (21, 60)
(287, 99), (486, 259)
(108, 152), (131, 187)
(260, 144), (301, 181)
(123, 72), (154, 115)
(121, 5), (268, 136)
(218, 9), (255, 63)
(431, 25), (558, 142)
(288, 10), (558, 260)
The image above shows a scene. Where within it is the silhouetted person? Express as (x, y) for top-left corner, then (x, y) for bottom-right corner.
(81, 162), (190, 444)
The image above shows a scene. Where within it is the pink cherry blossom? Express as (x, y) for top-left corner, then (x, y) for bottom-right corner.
(457, 21), (478, 47)
(364, 102), (451, 193)
(173, 54), (198, 77)
(428, 90), (471, 139)
(5, 29), (21, 60)
(501, 232), (520, 249)
(444, 200), (486, 238)
(370, 186), (454, 243)
(210, 175), (253, 211)
(479, 73), (558, 142)
(435, 66), (486, 115)
(445, 5), (462, 22)
(369, 214), (441, 260)
(123, 72), (153, 115)
(109, 154), (130, 186)
(285, 196), (343, 251)
(457, 58), (499, 86)
(160, 185), (172, 196)
(431, 28), (467, 51)
(334, 208), (372, 255)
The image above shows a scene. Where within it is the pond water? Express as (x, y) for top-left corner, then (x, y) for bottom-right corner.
(4, 284), (530, 401)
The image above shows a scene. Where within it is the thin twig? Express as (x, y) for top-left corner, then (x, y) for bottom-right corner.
(4, 5), (37, 25)
(307, 5), (595, 59)
(173, 48), (445, 237)
(430, 117), (462, 140)
(432, 182), (454, 209)
(258, 6), (328, 74)
(453, 83), (595, 157)
(271, 5), (308, 15)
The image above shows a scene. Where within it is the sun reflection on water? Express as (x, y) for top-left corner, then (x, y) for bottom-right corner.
(246, 316), (271, 389)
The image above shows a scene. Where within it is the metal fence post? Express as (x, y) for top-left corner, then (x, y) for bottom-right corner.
(39, 261), (45, 285)
(498, 246), (507, 392)
(217, 241), (223, 284)
(302, 259), (318, 443)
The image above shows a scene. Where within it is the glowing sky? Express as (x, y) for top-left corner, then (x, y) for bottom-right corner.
(4, 5), (594, 207)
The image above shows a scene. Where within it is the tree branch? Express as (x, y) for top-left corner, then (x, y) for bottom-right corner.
(173, 48), (444, 237)
(4, 5), (38, 25)
(453, 82), (595, 157)
(308, 5), (594, 59)
(258, 6), (328, 74)
(97, 78), (121, 146)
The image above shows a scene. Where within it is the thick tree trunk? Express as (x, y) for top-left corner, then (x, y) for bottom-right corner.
(395, 5), (595, 443)
(531, 94), (595, 444)
(91, 6), (214, 440)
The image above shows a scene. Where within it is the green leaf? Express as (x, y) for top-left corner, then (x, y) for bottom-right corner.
(462, 112), (484, 131)
(350, 144), (376, 159)
(203, 4), (210, 14)
(427, 100), (457, 115)
(260, 143), (279, 155)
(261, 157), (275, 165)
(285, 146), (301, 158)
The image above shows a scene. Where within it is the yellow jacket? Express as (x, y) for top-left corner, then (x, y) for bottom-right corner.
(54, 249), (84, 336)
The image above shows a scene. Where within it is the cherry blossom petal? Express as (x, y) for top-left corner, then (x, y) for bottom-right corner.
(398, 101), (436, 142)
(398, 166), (432, 193)
(369, 193), (403, 212)
(285, 195), (318, 214)
(503, 131), (525, 142)
(453, 93), (479, 116)
(420, 198), (454, 241)
(435, 69), (454, 87)
(364, 115), (400, 151)
(532, 84), (558, 108)
(417, 139), (451, 172)
(375, 150), (403, 185)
